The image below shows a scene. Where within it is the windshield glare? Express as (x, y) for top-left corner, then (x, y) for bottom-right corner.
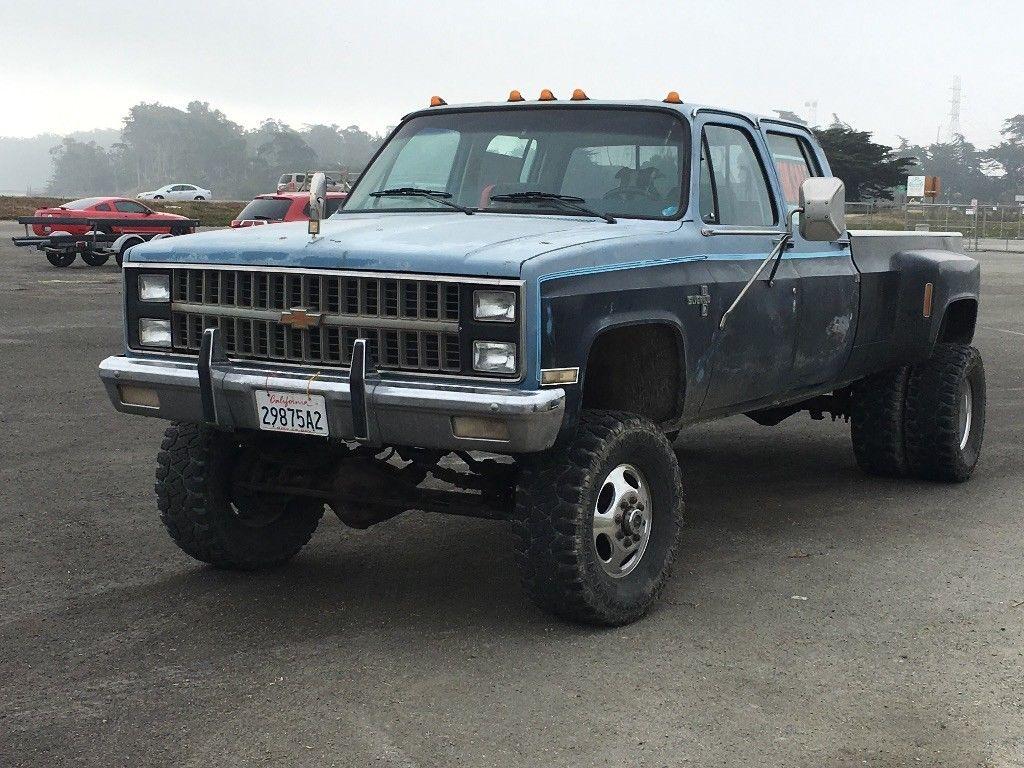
(342, 108), (689, 220)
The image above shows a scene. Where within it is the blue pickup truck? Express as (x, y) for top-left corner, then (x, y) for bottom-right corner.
(99, 92), (985, 625)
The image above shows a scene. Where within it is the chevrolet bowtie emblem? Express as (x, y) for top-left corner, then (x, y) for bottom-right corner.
(280, 307), (323, 329)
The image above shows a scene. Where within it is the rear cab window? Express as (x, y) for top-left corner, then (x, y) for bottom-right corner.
(765, 131), (821, 210)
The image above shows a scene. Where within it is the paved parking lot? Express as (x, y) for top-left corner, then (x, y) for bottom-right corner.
(1, 222), (1022, 767)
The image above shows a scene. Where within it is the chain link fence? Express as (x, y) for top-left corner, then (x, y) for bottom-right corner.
(846, 202), (1024, 252)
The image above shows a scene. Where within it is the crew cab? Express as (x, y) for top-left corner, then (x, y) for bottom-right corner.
(99, 92), (985, 626)
(230, 192), (347, 228)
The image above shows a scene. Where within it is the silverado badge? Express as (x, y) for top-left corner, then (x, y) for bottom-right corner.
(687, 285), (711, 317)
(280, 308), (323, 330)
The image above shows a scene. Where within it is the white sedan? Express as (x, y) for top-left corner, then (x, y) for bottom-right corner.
(138, 184), (213, 201)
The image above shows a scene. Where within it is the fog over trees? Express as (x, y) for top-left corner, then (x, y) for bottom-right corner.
(0, 101), (385, 198)
(1, 100), (1021, 203)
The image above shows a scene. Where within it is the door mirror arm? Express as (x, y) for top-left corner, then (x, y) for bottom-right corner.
(720, 207), (801, 331)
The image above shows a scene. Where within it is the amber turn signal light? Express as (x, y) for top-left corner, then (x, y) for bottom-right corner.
(570, 88), (589, 101)
(429, 95), (447, 107)
(538, 89), (556, 101)
(663, 91), (683, 104)
(508, 90), (525, 102)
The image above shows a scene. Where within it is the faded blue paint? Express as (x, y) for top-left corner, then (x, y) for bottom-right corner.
(125, 99), (854, 399)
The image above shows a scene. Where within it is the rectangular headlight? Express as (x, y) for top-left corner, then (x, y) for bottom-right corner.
(138, 273), (170, 302)
(473, 341), (517, 374)
(473, 290), (516, 322)
(139, 318), (172, 348)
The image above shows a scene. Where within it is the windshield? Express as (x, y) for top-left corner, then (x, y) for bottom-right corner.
(235, 198), (293, 221)
(342, 108), (689, 220)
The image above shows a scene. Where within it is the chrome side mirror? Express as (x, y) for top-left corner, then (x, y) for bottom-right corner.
(308, 172), (327, 236)
(798, 177), (846, 242)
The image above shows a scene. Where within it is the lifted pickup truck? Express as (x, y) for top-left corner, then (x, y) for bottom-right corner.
(99, 92), (984, 625)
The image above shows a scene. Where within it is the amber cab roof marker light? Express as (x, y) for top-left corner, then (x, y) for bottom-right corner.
(663, 91), (683, 104)
(429, 95), (447, 107)
(570, 88), (589, 101)
(538, 89), (557, 101)
(508, 90), (525, 102)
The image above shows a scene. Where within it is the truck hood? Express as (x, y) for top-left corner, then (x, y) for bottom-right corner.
(127, 212), (640, 277)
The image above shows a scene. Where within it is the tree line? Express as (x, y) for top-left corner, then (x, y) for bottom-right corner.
(47, 101), (386, 199)
(776, 110), (1024, 204)
(43, 101), (1024, 204)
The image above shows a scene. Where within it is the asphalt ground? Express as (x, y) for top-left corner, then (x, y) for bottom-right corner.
(1, 222), (1021, 767)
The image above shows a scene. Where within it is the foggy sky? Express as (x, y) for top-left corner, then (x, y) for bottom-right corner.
(1, 0), (1020, 148)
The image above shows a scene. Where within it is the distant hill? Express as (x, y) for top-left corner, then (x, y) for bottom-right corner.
(0, 128), (119, 194)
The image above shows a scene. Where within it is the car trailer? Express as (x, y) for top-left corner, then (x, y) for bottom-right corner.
(12, 216), (200, 268)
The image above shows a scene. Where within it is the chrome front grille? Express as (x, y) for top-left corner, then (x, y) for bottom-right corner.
(170, 268), (462, 372)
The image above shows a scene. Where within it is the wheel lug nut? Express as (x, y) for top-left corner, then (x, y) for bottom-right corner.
(614, 512), (623, 523)
(619, 499), (629, 510)
(623, 536), (632, 547)
(636, 502), (645, 511)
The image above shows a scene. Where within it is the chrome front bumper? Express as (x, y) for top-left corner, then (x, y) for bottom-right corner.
(97, 354), (566, 453)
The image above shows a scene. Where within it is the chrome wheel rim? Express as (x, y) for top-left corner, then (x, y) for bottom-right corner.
(592, 463), (652, 578)
(959, 380), (973, 451)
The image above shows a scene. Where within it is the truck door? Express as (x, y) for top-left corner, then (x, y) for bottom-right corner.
(695, 118), (800, 414)
(763, 126), (858, 388)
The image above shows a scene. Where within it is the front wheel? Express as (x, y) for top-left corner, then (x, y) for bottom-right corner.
(513, 410), (684, 626)
(194, 195), (205, 201)
(155, 422), (324, 569)
(904, 343), (986, 482)
(46, 252), (76, 267)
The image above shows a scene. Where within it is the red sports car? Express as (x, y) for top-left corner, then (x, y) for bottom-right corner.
(230, 192), (347, 228)
(31, 197), (193, 237)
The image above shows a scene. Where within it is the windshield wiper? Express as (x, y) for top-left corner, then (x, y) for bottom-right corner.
(488, 191), (616, 223)
(369, 187), (474, 215)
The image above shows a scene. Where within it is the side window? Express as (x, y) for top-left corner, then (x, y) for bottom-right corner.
(94, 203), (111, 212)
(114, 200), (150, 214)
(767, 132), (820, 209)
(701, 125), (776, 226)
(382, 128), (460, 192)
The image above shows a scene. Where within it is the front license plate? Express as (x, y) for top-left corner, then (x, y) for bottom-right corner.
(254, 390), (329, 437)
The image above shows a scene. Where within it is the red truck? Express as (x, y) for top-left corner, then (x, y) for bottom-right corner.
(230, 192), (347, 228)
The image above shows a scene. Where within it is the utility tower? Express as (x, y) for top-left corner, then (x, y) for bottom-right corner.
(804, 100), (818, 127)
(948, 76), (962, 140)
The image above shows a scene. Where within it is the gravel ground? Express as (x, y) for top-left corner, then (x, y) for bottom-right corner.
(1, 223), (1021, 767)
